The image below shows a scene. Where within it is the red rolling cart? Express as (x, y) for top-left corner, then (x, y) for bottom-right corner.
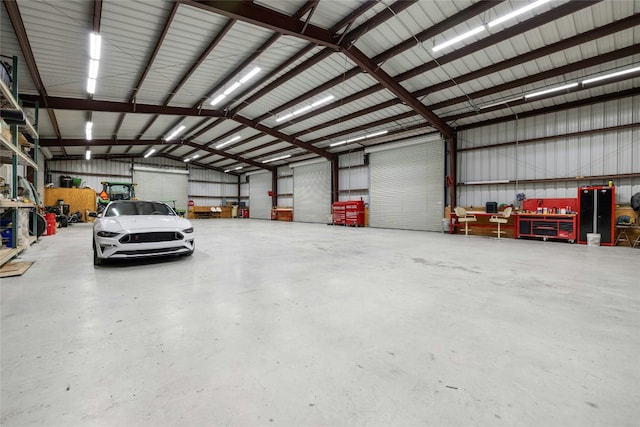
(331, 200), (365, 226)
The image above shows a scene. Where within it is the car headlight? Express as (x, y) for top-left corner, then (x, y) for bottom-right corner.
(97, 231), (120, 237)
(182, 227), (194, 234)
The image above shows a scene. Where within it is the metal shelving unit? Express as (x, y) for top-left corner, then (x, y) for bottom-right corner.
(0, 55), (40, 266)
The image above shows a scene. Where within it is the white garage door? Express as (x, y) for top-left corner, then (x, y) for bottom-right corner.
(133, 166), (189, 212)
(249, 171), (272, 220)
(292, 160), (331, 223)
(368, 136), (444, 231)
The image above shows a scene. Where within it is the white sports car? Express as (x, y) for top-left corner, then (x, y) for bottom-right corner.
(92, 200), (195, 265)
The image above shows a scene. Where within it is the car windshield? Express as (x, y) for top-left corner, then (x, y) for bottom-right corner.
(104, 201), (176, 217)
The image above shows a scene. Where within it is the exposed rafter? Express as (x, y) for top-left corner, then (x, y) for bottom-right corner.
(3, 0), (63, 142)
(113, 1), (181, 137)
(19, 95), (226, 118)
(191, 0), (452, 137)
(455, 88), (640, 131)
(184, 141), (274, 171)
(185, 0), (339, 49)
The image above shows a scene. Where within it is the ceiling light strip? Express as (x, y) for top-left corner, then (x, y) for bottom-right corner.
(210, 66), (261, 105)
(87, 32), (102, 95)
(166, 125), (186, 141)
(433, 0), (552, 53)
(276, 95), (334, 122)
(262, 154), (291, 163)
(524, 82), (578, 99)
(433, 26), (485, 52)
(582, 65), (640, 85)
(216, 135), (241, 149)
(330, 130), (389, 147)
(488, 0), (551, 28)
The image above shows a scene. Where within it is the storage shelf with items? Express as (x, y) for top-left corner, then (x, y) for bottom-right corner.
(0, 55), (40, 266)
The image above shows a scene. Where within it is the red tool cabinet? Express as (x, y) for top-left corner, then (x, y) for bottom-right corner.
(331, 200), (365, 226)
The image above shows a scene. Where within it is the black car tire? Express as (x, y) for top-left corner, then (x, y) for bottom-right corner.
(93, 239), (104, 266)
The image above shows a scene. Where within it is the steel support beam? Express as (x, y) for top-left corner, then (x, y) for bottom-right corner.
(3, 0), (63, 140)
(187, 0), (339, 49)
(19, 95), (226, 118)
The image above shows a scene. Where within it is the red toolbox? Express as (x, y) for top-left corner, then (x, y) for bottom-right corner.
(332, 200), (365, 226)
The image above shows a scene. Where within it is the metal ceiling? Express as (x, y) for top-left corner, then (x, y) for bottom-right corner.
(1, 0), (638, 174)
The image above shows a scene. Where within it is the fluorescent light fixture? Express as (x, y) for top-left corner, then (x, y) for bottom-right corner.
(346, 135), (366, 143)
(183, 158), (190, 163)
(488, 0), (550, 28)
(311, 95), (334, 107)
(225, 165), (244, 173)
(88, 59), (100, 79)
(166, 125), (186, 141)
(90, 33), (101, 60)
(210, 94), (225, 106)
(223, 82), (241, 96)
(331, 130), (389, 147)
(582, 65), (640, 85)
(262, 154), (291, 163)
(85, 122), (93, 140)
(85, 149), (91, 160)
(192, 154), (199, 159)
(366, 130), (388, 138)
(292, 105), (312, 115)
(144, 149), (156, 158)
(524, 82), (578, 99)
(276, 95), (334, 122)
(480, 97), (523, 109)
(239, 66), (261, 84)
(433, 25), (485, 52)
(87, 78), (96, 94)
(276, 113), (294, 123)
(216, 135), (241, 149)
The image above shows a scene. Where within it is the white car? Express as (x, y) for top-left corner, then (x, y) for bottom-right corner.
(92, 200), (194, 266)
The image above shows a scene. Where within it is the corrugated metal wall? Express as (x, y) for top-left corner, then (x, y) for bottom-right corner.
(457, 96), (640, 207)
(46, 158), (133, 192)
(277, 166), (292, 207)
(338, 151), (369, 204)
(45, 158), (240, 206)
(188, 166), (238, 206)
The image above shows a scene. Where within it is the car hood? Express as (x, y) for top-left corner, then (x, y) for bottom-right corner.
(97, 216), (192, 232)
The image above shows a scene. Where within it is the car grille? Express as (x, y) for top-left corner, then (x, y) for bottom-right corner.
(119, 232), (183, 244)
(116, 247), (185, 255)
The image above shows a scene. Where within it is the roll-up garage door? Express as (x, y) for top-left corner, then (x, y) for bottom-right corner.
(292, 160), (331, 223)
(133, 166), (188, 212)
(249, 171), (272, 219)
(368, 136), (444, 231)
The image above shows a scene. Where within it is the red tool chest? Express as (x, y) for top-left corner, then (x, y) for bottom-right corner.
(331, 200), (365, 227)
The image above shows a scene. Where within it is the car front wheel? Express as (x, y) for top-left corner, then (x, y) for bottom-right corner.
(93, 239), (104, 266)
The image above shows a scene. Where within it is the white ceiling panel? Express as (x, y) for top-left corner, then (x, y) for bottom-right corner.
(1, 0), (636, 166)
(98, 0), (175, 102)
(17, 0), (90, 97)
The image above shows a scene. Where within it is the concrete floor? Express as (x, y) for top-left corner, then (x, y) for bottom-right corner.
(1, 219), (638, 426)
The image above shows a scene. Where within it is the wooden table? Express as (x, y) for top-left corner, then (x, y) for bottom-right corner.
(449, 211), (516, 238)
